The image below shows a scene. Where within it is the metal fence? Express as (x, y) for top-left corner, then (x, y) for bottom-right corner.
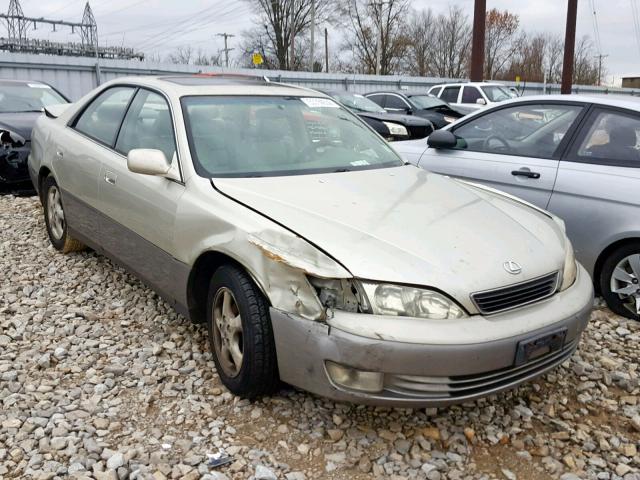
(1, 51), (639, 101)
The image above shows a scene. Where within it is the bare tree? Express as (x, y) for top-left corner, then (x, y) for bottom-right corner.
(194, 49), (222, 67)
(167, 46), (193, 65)
(339, 0), (410, 75)
(501, 32), (546, 82)
(484, 8), (520, 79)
(430, 6), (472, 78)
(241, 0), (332, 70)
(573, 36), (600, 85)
(404, 8), (435, 76)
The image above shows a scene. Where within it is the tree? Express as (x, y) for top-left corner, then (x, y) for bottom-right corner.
(167, 46), (193, 65)
(484, 9), (520, 79)
(339, 0), (410, 75)
(430, 6), (472, 78)
(573, 36), (600, 85)
(501, 32), (547, 83)
(241, 0), (332, 70)
(404, 8), (435, 76)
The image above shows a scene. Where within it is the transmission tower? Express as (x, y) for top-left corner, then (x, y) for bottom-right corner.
(6, 0), (27, 46)
(79, 2), (97, 50)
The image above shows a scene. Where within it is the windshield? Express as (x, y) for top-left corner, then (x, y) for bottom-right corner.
(332, 92), (386, 113)
(480, 85), (512, 103)
(408, 95), (448, 110)
(0, 82), (68, 113)
(182, 95), (404, 178)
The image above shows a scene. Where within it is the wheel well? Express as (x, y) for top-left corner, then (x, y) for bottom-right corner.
(187, 251), (267, 324)
(593, 238), (640, 293)
(38, 166), (51, 201)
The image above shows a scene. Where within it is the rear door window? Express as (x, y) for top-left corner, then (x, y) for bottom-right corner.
(572, 109), (640, 167)
(73, 87), (136, 146)
(366, 94), (386, 108)
(440, 86), (461, 104)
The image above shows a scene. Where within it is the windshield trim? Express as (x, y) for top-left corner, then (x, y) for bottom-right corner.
(180, 94), (404, 179)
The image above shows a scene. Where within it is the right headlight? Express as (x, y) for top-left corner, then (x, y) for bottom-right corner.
(359, 282), (466, 320)
(382, 122), (409, 137)
(559, 237), (577, 291)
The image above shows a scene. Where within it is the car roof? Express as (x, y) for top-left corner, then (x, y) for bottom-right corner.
(431, 82), (505, 88)
(0, 78), (50, 87)
(99, 74), (324, 98)
(365, 91), (409, 97)
(488, 94), (640, 111)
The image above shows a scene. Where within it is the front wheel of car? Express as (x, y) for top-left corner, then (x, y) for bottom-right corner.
(42, 175), (85, 253)
(206, 265), (279, 398)
(600, 242), (640, 321)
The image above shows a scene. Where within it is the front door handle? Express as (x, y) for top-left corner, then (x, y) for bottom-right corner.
(104, 171), (117, 185)
(511, 170), (541, 179)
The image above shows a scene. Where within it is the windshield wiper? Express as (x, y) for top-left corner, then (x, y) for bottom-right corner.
(332, 168), (353, 173)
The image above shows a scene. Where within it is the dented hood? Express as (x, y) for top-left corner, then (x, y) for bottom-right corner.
(214, 166), (566, 311)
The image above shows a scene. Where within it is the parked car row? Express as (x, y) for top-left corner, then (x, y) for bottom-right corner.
(0, 73), (635, 407)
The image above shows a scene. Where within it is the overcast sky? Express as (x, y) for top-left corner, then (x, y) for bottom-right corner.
(11, 0), (640, 84)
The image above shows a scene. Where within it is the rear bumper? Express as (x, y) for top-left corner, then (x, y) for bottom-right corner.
(271, 265), (593, 407)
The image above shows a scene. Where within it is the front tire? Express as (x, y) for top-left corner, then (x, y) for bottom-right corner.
(206, 265), (279, 398)
(42, 175), (85, 253)
(600, 242), (640, 321)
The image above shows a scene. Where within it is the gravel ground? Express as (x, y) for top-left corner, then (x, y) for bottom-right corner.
(1, 194), (640, 480)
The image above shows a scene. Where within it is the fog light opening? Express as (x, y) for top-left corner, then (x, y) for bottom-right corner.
(325, 361), (384, 393)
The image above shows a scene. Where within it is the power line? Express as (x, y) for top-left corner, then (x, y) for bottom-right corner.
(589, 0), (603, 55)
(631, 0), (640, 56)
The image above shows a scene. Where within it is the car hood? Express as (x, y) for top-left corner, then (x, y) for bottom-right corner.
(214, 166), (566, 312)
(356, 111), (430, 126)
(0, 112), (40, 141)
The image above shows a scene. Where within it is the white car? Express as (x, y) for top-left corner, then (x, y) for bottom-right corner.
(428, 82), (513, 111)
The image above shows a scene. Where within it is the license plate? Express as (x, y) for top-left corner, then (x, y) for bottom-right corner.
(514, 328), (567, 366)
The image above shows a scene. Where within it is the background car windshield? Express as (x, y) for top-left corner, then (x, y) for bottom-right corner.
(333, 93), (385, 113)
(0, 82), (67, 113)
(409, 95), (448, 109)
(481, 86), (512, 102)
(182, 96), (404, 177)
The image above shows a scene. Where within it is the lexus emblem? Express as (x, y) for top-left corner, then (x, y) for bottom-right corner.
(503, 261), (522, 275)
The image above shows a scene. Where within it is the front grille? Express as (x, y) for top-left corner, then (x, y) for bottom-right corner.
(471, 272), (559, 315)
(384, 339), (576, 400)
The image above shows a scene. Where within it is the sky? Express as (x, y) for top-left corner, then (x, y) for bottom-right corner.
(7, 0), (640, 84)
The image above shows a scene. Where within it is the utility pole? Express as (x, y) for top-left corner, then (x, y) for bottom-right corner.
(324, 27), (329, 73)
(371, 0), (388, 75)
(289, 0), (295, 70)
(561, 0), (578, 94)
(216, 33), (235, 68)
(309, 0), (315, 72)
(595, 53), (608, 86)
(470, 0), (486, 82)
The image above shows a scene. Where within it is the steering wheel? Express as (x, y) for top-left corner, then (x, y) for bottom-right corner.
(483, 135), (511, 153)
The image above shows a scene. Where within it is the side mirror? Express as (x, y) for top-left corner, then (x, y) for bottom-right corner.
(127, 149), (171, 176)
(427, 130), (457, 149)
(476, 98), (487, 106)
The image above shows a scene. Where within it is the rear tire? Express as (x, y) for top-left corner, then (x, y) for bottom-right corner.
(42, 175), (85, 253)
(600, 242), (640, 321)
(206, 264), (279, 398)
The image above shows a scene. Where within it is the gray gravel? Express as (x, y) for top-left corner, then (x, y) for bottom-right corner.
(1, 194), (640, 480)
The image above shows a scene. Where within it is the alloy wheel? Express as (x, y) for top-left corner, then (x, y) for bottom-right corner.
(610, 254), (640, 316)
(212, 287), (244, 377)
(47, 186), (65, 240)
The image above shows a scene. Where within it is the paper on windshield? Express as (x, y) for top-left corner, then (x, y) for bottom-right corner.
(300, 97), (340, 109)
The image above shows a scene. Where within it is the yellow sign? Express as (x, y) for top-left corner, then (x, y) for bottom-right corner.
(515, 75), (521, 85)
(252, 52), (264, 66)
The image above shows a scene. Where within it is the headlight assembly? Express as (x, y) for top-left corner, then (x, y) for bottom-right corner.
(382, 122), (409, 137)
(559, 237), (577, 291)
(308, 277), (465, 319)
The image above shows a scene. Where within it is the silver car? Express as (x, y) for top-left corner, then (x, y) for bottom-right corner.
(395, 95), (640, 321)
(28, 76), (593, 407)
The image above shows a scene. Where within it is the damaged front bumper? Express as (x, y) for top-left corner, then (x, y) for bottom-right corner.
(271, 265), (593, 407)
(0, 142), (31, 185)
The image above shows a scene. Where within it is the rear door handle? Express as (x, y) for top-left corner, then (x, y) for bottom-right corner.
(511, 170), (540, 179)
(104, 171), (117, 185)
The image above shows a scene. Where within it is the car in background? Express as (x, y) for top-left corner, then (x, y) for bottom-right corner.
(428, 82), (513, 112)
(364, 91), (466, 129)
(0, 79), (69, 192)
(324, 90), (433, 141)
(29, 75), (592, 407)
(393, 95), (640, 320)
